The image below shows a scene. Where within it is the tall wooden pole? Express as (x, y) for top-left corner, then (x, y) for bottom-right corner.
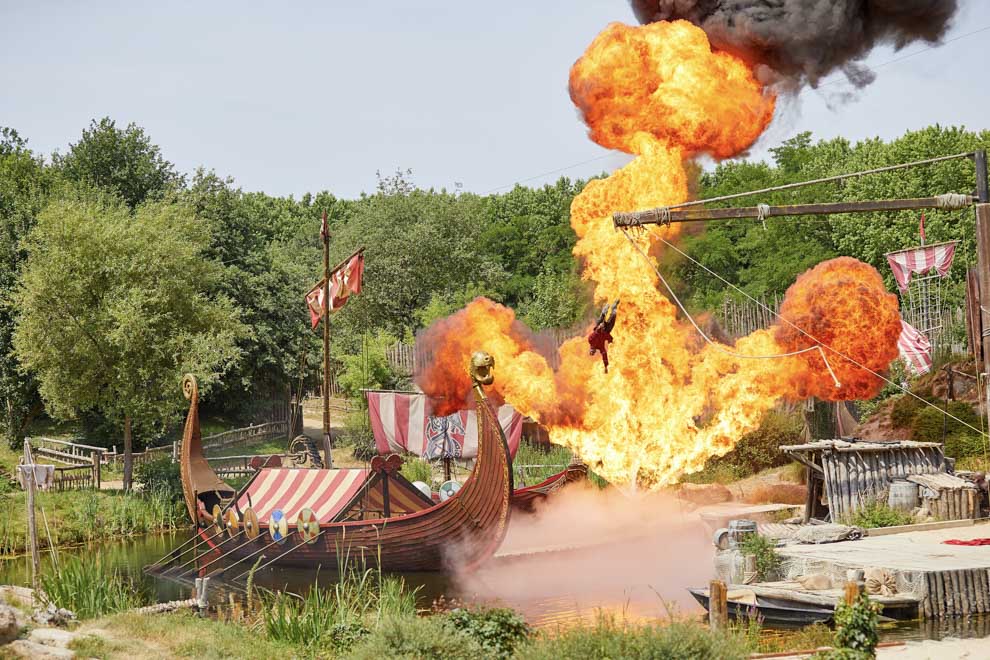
(322, 218), (333, 469)
(22, 441), (40, 593)
(974, 152), (990, 378)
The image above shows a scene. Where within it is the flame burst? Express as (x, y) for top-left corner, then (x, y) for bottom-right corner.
(418, 21), (901, 487)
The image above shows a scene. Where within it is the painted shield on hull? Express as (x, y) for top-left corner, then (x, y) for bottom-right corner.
(243, 507), (259, 540)
(225, 508), (240, 537)
(269, 509), (289, 544)
(296, 508), (319, 544)
(212, 505), (225, 534)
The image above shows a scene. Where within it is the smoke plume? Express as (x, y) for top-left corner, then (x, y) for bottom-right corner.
(629, 0), (959, 88)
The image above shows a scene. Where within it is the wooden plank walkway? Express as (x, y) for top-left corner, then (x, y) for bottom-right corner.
(777, 521), (990, 617)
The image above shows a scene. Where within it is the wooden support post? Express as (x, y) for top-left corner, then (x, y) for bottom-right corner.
(709, 580), (728, 631)
(92, 451), (101, 490)
(976, 204), (990, 372)
(22, 441), (40, 594)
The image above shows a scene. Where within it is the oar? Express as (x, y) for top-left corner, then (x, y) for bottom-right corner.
(145, 530), (213, 570)
(231, 531), (326, 582)
(155, 527), (229, 572)
(168, 529), (244, 574)
(207, 537), (283, 580)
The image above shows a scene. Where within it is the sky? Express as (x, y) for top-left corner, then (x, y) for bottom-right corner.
(2, 1), (989, 200)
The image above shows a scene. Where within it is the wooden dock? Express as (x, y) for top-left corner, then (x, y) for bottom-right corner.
(776, 520), (990, 617)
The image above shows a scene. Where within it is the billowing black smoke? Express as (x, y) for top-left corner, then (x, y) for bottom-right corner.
(629, 0), (958, 88)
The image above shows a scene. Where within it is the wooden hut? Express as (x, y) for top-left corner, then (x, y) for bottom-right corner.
(781, 439), (978, 523)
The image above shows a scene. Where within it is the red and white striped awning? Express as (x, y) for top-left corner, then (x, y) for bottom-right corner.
(885, 241), (957, 292)
(236, 468), (369, 523)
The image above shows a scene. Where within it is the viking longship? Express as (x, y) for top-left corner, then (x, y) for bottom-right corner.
(178, 351), (513, 572)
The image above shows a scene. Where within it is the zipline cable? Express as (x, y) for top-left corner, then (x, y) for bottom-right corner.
(618, 227), (842, 387)
(645, 225), (988, 439)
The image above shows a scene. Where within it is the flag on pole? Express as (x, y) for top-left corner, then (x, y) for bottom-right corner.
(329, 252), (364, 311)
(320, 210), (329, 243)
(305, 251), (365, 329)
(919, 212), (926, 245)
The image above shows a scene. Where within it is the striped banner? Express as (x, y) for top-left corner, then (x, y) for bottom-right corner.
(885, 241), (957, 292)
(898, 320), (933, 375)
(366, 391), (522, 460)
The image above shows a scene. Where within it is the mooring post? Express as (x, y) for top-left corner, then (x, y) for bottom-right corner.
(92, 451), (101, 491)
(844, 569), (864, 606)
(709, 579), (728, 631)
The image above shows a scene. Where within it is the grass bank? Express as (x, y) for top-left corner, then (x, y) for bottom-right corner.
(0, 488), (186, 557)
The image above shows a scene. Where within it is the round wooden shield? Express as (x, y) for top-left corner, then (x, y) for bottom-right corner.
(268, 509), (289, 544)
(212, 505), (225, 534)
(225, 508), (240, 536)
(242, 507), (259, 540)
(439, 480), (462, 502)
(296, 508), (319, 544)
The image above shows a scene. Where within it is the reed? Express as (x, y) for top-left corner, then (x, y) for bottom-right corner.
(40, 554), (143, 619)
(259, 557), (419, 651)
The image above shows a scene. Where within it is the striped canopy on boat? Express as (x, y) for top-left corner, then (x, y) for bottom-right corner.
(236, 468), (369, 524)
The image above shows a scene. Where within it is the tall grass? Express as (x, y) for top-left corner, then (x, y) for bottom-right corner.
(514, 439), (573, 486)
(40, 554), (143, 619)
(0, 487), (186, 557)
(399, 458), (433, 486)
(260, 563), (419, 652)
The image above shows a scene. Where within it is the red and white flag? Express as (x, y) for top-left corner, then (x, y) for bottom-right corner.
(329, 252), (364, 311)
(898, 320), (932, 375)
(304, 251), (365, 329)
(365, 391), (522, 460)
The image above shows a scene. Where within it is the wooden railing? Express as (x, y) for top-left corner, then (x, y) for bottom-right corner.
(205, 454), (286, 479)
(202, 421), (288, 452)
(51, 464), (97, 491)
(30, 437), (109, 467)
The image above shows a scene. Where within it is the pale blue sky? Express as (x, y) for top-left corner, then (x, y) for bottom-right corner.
(2, 1), (989, 199)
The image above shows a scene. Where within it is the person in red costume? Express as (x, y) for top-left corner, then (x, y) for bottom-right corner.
(588, 300), (619, 373)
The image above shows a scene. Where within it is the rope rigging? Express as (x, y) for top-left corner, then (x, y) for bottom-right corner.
(633, 225), (989, 440)
(618, 227), (842, 388)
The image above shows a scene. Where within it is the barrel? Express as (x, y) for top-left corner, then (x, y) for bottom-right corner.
(888, 480), (919, 512)
(727, 519), (757, 548)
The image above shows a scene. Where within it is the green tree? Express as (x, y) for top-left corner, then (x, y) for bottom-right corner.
(13, 194), (245, 489)
(0, 128), (52, 446)
(53, 117), (183, 208)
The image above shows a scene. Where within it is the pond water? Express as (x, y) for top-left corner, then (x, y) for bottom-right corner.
(2, 529), (990, 646)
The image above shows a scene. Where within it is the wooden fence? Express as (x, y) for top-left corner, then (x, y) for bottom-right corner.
(201, 421), (288, 452)
(30, 437), (108, 467)
(51, 464), (98, 491)
(205, 454), (286, 479)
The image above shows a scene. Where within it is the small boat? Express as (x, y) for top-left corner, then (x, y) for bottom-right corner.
(178, 351), (514, 573)
(688, 587), (834, 626)
(512, 462), (589, 512)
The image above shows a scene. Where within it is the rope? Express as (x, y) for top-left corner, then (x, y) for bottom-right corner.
(649, 227), (990, 439)
(618, 228), (841, 387)
(936, 193), (973, 210)
(757, 203), (771, 229)
(654, 152), (975, 212)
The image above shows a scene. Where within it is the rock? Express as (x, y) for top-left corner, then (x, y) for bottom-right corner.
(31, 604), (75, 627)
(6, 639), (75, 659)
(29, 628), (77, 648)
(0, 586), (35, 609)
(0, 603), (22, 645)
(676, 482), (733, 506)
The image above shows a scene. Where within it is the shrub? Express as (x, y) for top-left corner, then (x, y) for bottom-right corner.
(41, 555), (143, 618)
(446, 607), (531, 659)
(514, 439), (573, 486)
(889, 394), (921, 429)
(739, 533), (781, 581)
(849, 500), (912, 528)
(516, 615), (749, 660)
(945, 432), (987, 459)
(400, 459), (433, 486)
(134, 456), (183, 502)
(347, 615), (484, 660)
(694, 411), (803, 481)
(745, 483), (807, 505)
(910, 401), (981, 443)
(341, 409), (378, 462)
(832, 592), (881, 657)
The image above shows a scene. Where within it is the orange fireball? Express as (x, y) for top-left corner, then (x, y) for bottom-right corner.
(416, 21), (901, 488)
